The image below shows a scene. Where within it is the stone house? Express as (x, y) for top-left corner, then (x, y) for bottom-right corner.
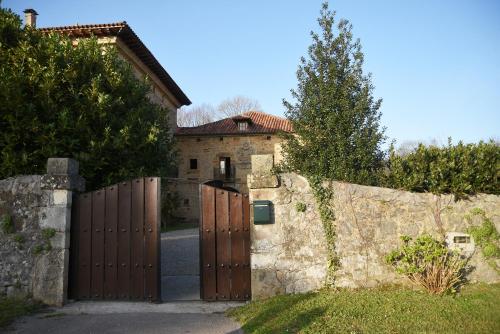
(25, 9), (191, 129)
(25, 10), (295, 225)
(171, 111), (292, 222)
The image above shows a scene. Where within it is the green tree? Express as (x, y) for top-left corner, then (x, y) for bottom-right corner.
(282, 2), (385, 185)
(0, 6), (176, 189)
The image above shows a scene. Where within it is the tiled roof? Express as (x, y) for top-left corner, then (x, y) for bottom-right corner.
(176, 111), (293, 136)
(39, 22), (191, 106)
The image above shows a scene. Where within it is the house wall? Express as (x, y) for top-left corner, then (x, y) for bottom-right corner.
(114, 39), (181, 130)
(250, 172), (500, 299)
(172, 134), (284, 223)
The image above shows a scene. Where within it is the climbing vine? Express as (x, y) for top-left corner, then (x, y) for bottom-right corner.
(309, 176), (338, 286)
(465, 208), (500, 273)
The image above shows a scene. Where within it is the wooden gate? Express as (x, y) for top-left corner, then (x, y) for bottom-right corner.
(200, 184), (251, 301)
(69, 177), (161, 302)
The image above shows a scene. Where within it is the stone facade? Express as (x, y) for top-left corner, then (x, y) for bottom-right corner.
(173, 134), (284, 222)
(250, 172), (500, 299)
(0, 158), (84, 306)
(164, 178), (200, 223)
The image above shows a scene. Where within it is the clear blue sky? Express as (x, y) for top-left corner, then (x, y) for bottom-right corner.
(4, 0), (500, 145)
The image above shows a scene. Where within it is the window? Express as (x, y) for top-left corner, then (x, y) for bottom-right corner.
(219, 157), (231, 177)
(189, 159), (198, 170)
(238, 122), (248, 131)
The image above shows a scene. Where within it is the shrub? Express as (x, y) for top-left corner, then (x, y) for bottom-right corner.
(386, 235), (467, 294)
(0, 7), (176, 189)
(12, 233), (24, 244)
(1, 215), (14, 234)
(385, 139), (499, 198)
(295, 202), (306, 213)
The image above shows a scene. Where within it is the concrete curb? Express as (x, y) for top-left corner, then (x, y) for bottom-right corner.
(56, 300), (246, 315)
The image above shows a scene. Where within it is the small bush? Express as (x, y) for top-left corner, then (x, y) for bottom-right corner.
(41, 228), (56, 240)
(295, 202), (307, 213)
(33, 244), (44, 255)
(386, 235), (467, 294)
(1, 215), (14, 234)
(13, 234), (25, 244)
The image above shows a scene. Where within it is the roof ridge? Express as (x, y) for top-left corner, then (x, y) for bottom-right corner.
(176, 111), (293, 135)
(39, 21), (127, 31)
(38, 21), (191, 106)
(245, 110), (288, 120)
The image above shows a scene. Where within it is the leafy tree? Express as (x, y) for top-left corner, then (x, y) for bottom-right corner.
(282, 2), (385, 185)
(0, 6), (176, 189)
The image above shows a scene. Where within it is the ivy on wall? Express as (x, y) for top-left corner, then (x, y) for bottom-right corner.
(466, 208), (500, 273)
(309, 177), (338, 286)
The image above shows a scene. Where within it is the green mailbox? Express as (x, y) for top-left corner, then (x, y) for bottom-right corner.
(253, 200), (273, 224)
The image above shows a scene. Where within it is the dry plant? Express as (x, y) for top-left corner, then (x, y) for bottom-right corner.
(386, 235), (467, 294)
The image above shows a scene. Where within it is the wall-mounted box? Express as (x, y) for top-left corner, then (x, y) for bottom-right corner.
(445, 232), (475, 258)
(253, 200), (273, 224)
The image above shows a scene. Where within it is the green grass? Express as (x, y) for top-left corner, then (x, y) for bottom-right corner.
(227, 284), (500, 334)
(161, 222), (198, 233)
(0, 296), (42, 328)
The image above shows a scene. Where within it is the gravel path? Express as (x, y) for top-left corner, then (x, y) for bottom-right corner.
(161, 228), (200, 301)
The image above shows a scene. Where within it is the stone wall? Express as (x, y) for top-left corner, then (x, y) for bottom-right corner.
(0, 158), (84, 306)
(250, 173), (500, 299)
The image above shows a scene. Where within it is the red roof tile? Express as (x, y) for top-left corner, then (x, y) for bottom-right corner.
(39, 22), (191, 106)
(176, 111), (293, 136)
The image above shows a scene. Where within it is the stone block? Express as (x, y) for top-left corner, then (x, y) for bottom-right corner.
(251, 154), (274, 175)
(248, 174), (279, 189)
(46, 158), (79, 176)
(41, 175), (85, 192)
(32, 249), (68, 306)
(52, 190), (72, 207)
(39, 206), (71, 231)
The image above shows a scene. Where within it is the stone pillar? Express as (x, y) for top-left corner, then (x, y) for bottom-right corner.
(247, 154), (279, 189)
(32, 158), (85, 306)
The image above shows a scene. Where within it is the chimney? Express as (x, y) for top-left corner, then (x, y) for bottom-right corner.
(23, 9), (38, 28)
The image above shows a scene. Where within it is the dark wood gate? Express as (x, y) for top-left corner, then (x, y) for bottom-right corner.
(200, 184), (251, 301)
(69, 177), (161, 302)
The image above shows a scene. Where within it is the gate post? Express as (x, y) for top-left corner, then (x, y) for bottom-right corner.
(33, 158), (85, 306)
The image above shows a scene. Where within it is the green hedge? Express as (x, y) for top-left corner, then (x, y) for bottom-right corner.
(385, 139), (499, 198)
(0, 7), (176, 189)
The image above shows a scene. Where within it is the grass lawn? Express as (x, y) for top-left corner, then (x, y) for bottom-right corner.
(227, 283), (500, 334)
(0, 295), (42, 329)
(161, 222), (198, 233)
